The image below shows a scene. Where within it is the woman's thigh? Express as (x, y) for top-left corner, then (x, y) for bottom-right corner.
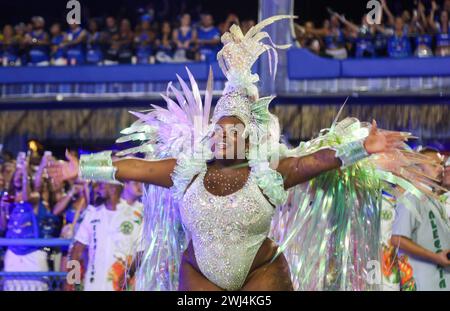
(241, 253), (293, 291)
(178, 256), (224, 291)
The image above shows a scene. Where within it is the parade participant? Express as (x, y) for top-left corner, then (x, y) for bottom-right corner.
(391, 149), (450, 291)
(68, 181), (143, 291)
(49, 16), (434, 291)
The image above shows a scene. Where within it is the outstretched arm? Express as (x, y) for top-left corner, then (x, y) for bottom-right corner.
(114, 158), (176, 187)
(391, 235), (450, 267)
(277, 149), (341, 189)
(47, 150), (176, 188)
(277, 120), (406, 189)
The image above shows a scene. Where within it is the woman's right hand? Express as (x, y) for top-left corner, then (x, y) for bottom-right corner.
(47, 150), (79, 184)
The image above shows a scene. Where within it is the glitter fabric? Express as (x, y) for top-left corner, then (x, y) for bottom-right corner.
(211, 91), (253, 127)
(180, 168), (274, 290)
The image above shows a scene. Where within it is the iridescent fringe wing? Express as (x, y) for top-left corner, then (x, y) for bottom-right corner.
(269, 117), (442, 291)
(133, 186), (187, 291)
(117, 68), (214, 291)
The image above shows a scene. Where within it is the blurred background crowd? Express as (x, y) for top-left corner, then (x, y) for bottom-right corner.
(0, 142), (143, 290)
(0, 4), (255, 65)
(0, 145), (93, 247)
(2, 0), (449, 67)
(296, 0), (450, 58)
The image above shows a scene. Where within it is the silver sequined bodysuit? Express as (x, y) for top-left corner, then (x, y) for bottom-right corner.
(180, 168), (274, 290)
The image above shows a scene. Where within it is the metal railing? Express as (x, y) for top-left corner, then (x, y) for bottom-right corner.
(0, 238), (72, 291)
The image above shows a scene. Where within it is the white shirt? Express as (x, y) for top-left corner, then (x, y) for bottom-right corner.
(443, 191), (450, 219)
(381, 194), (396, 244)
(74, 199), (143, 291)
(392, 192), (450, 291)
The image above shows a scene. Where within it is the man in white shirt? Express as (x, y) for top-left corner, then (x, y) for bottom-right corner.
(391, 148), (450, 291)
(68, 180), (143, 291)
(442, 157), (450, 219)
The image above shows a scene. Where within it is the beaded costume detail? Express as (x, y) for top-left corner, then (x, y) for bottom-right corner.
(180, 169), (274, 290)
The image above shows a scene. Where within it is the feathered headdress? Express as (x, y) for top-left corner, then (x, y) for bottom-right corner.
(212, 15), (295, 136)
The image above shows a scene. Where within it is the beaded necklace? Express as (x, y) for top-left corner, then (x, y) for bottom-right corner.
(203, 165), (250, 196)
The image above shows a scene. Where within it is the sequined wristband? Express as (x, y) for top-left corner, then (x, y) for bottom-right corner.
(333, 139), (369, 169)
(79, 151), (121, 184)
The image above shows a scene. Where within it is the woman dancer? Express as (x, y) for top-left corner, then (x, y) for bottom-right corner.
(48, 16), (431, 291)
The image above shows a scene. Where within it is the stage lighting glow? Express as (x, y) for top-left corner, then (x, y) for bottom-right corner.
(28, 140), (38, 152)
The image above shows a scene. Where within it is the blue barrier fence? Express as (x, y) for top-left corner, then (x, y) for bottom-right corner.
(0, 61), (229, 84)
(0, 61), (228, 99)
(287, 49), (450, 79)
(2, 50), (450, 84)
(0, 238), (72, 291)
(0, 271), (67, 277)
(1, 51), (449, 99)
(0, 238), (71, 247)
(0, 62), (226, 84)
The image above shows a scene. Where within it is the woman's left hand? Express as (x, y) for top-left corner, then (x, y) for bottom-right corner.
(364, 120), (407, 154)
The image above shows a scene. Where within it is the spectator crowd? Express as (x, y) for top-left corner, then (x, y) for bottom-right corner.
(0, 8), (255, 66)
(0, 143), (144, 291)
(295, 0), (450, 59)
(3, 0), (448, 66)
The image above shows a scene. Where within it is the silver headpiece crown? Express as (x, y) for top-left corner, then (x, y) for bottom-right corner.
(211, 15), (295, 127)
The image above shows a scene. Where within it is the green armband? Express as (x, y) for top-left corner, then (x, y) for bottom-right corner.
(333, 139), (369, 169)
(79, 151), (121, 184)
